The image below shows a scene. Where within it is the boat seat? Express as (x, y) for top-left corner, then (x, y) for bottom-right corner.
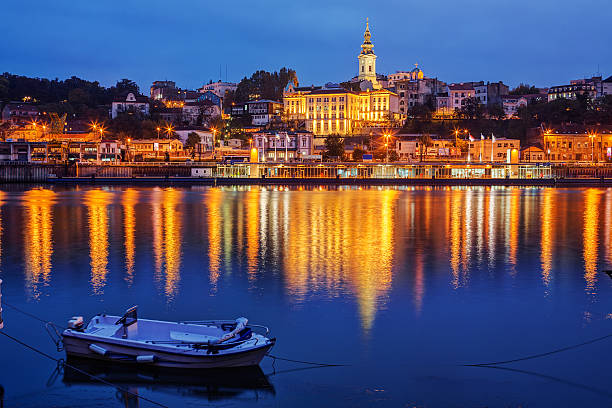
(89, 325), (121, 338)
(170, 331), (219, 343)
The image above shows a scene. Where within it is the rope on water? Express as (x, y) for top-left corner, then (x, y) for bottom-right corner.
(3, 301), (66, 330)
(266, 353), (348, 367)
(0, 330), (169, 408)
(462, 332), (612, 367)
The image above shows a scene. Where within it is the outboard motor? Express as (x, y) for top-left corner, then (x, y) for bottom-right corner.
(68, 316), (84, 331)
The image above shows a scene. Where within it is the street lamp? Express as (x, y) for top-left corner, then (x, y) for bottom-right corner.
(165, 125), (174, 139)
(383, 133), (391, 162)
(156, 127), (161, 138)
(588, 132), (596, 163)
(275, 134), (279, 161)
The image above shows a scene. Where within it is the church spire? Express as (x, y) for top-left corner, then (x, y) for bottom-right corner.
(361, 18), (374, 55)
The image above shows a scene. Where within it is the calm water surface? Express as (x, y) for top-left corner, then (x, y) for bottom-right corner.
(0, 185), (611, 407)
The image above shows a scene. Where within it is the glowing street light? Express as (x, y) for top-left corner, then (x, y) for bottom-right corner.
(165, 125), (174, 139)
(588, 131), (597, 163)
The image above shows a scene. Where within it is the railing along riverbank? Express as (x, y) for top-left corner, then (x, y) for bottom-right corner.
(1, 161), (612, 185)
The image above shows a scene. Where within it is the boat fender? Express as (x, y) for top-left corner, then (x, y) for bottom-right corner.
(88, 344), (108, 356)
(136, 355), (157, 363)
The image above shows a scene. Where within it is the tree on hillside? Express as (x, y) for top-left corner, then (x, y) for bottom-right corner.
(324, 134), (344, 160)
(417, 133), (433, 162)
(457, 97), (485, 120)
(113, 79), (140, 95)
(352, 147), (364, 161)
(487, 103), (506, 120)
(509, 83), (539, 95)
(234, 67), (298, 103)
(407, 103), (433, 121)
(186, 132), (201, 149)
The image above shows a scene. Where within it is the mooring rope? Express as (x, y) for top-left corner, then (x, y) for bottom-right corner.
(266, 353), (348, 367)
(2, 301), (66, 330)
(462, 332), (612, 367)
(0, 330), (169, 408)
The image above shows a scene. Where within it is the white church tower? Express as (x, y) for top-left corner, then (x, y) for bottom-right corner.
(357, 18), (379, 89)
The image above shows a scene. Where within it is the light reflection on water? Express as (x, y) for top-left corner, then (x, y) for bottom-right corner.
(122, 188), (137, 286)
(2, 185), (612, 407)
(85, 189), (111, 295)
(23, 188), (55, 299)
(11, 186), (612, 327)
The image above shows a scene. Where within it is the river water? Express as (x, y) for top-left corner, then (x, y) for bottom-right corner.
(0, 185), (611, 407)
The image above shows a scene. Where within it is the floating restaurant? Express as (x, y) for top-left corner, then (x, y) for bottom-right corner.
(215, 162), (554, 179)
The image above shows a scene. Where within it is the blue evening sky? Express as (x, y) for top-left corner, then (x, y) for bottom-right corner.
(2, 0), (610, 92)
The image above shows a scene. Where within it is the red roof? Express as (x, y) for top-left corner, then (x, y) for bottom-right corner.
(449, 83), (474, 91)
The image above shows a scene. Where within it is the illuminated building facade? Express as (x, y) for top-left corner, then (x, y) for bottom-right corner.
(111, 92), (150, 119)
(543, 130), (612, 162)
(467, 138), (520, 163)
(253, 130), (314, 161)
(282, 19), (401, 135)
(284, 87), (400, 136)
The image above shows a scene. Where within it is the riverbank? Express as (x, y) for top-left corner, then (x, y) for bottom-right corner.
(1, 162), (612, 186)
(45, 176), (612, 187)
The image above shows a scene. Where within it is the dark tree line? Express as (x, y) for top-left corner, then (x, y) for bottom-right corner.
(229, 67), (298, 103)
(0, 73), (140, 119)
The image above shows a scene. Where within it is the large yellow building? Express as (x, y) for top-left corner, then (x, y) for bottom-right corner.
(283, 20), (401, 136)
(543, 130), (612, 162)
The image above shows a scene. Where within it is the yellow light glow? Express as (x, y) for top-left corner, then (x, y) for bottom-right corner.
(23, 189), (55, 300)
(85, 189), (112, 295)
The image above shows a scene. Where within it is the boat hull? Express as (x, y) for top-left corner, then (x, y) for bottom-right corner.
(62, 333), (274, 369)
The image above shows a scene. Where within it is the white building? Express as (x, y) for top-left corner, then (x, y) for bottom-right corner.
(449, 84), (475, 111)
(111, 92), (149, 119)
(356, 18), (380, 89)
(175, 129), (214, 151)
(198, 81), (237, 98)
(502, 95), (528, 118)
(603, 75), (612, 96)
(253, 131), (314, 162)
(247, 100), (283, 126)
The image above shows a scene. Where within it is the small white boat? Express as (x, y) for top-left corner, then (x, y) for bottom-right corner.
(61, 306), (275, 369)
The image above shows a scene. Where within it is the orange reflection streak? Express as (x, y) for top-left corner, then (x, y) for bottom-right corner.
(246, 188), (260, 280)
(123, 189), (138, 286)
(476, 190), (485, 263)
(413, 248), (425, 316)
(162, 189), (182, 300)
(206, 188), (222, 289)
(605, 189), (612, 267)
(508, 188), (520, 271)
(583, 188), (601, 295)
(152, 189), (163, 281)
(449, 189), (462, 289)
(284, 190), (398, 333)
(23, 189), (55, 300)
(540, 189), (555, 286)
(487, 189), (496, 267)
(85, 189), (111, 295)
(461, 189), (472, 275)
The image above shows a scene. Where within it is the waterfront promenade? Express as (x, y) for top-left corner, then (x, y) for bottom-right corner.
(1, 161), (612, 185)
